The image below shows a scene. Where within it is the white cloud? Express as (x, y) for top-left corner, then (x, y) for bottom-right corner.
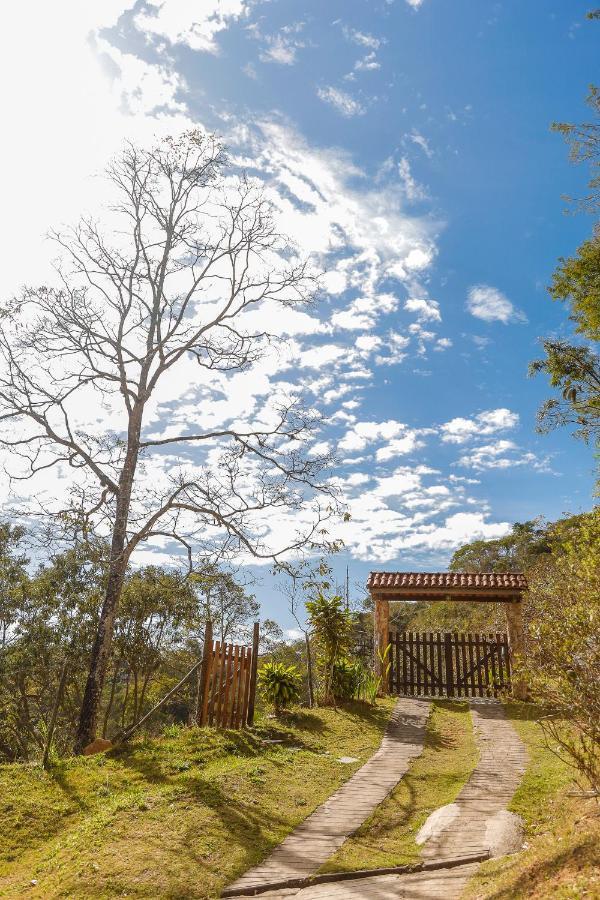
(457, 440), (545, 471)
(0, 2), (192, 300)
(405, 0), (426, 8)
(409, 130), (433, 157)
(339, 419), (406, 453)
(404, 297), (441, 321)
(375, 434), (423, 461)
(398, 157), (428, 202)
(317, 86), (366, 117)
(466, 284), (527, 324)
(343, 28), (382, 50)
(134, 0), (248, 53)
(401, 512), (510, 550)
(257, 22), (306, 65)
(354, 52), (381, 73)
(441, 408), (519, 444)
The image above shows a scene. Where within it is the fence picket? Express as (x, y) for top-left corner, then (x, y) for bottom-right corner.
(197, 622), (258, 730)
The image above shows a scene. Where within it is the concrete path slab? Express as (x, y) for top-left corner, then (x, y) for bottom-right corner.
(226, 699), (431, 896)
(232, 699), (527, 900)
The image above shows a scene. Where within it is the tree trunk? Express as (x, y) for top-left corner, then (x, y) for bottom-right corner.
(102, 659), (121, 739)
(305, 632), (315, 708)
(43, 657), (69, 769)
(74, 405), (143, 753)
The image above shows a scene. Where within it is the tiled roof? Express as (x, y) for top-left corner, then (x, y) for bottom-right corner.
(367, 571), (527, 592)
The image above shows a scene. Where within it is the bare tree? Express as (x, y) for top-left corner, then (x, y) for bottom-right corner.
(0, 131), (337, 752)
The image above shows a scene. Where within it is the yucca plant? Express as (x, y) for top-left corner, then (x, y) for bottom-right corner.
(258, 662), (302, 713)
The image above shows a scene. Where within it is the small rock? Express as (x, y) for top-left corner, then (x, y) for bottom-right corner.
(30, 880), (37, 886)
(337, 756), (359, 764)
(82, 738), (113, 756)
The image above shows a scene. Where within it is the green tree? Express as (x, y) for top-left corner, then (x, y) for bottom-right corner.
(189, 565), (259, 645)
(449, 520), (551, 573)
(522, 509), (600, 791)
(531, 83), (600, 474)
(305, 593), (353, 703)
(0, 523), (29, 648)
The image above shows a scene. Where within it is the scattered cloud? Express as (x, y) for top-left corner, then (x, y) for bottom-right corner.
(457, 440), (546, 471)
(353, 52), (381, 73)
(317, 86), (366, 117)
(134, 0), (249, 54)
(256, 22), (306, 65)
(404, 297), (441, 322)
(398, 157), (428, 202)
(466, 284), (527, 324)
(441, 408), (519, 444)
(409, 130), (433, 157)
(343, 28), (382, 50)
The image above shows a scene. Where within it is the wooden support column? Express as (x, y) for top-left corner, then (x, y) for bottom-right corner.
(506, 600), (527, 700)
(373, 593), (390, 693)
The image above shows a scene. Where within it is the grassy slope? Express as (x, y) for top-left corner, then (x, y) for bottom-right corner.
(463, 702), (600, 900)
(320, 700), (478, 872)
(0, 700), (394, 899)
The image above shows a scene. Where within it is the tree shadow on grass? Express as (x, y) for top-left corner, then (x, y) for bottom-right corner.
(475, 831), (599, 900)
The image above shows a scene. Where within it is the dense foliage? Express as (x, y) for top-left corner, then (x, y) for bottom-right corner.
(0, 531), (260, 762)
(531, 86), (600, 479)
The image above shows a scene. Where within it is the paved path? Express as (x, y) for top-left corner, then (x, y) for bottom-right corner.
(226, 699), (431, 896)
(226, 699), (528, 900)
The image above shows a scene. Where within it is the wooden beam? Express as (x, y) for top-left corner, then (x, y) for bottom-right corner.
(373, 592), (390, 693)
(372, 590), (523, 603)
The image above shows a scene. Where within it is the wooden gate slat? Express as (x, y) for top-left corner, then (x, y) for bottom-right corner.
(463, 633), (469, 697)
(401, 631), (408, 694)
(207, 641), (222, 725)
(465, 633), (474, 697)
(488, 633), (499, 697)
(495, 631), (504, 692)
(436, 632), (443, 696)
(241, 646), (252, 726)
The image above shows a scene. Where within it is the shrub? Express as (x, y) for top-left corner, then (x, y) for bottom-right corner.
(332, 658), (362, 700)
(258, 661), (302, 713)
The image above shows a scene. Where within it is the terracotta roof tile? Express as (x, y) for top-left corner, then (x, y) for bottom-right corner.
(367, 571), (527, 592)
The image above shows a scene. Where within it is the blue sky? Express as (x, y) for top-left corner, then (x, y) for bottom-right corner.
(2, 1), (598, 629)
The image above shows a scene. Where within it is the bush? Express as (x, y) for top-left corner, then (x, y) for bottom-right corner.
(258, 662), (302, 712)
(332, 658), (362, 700)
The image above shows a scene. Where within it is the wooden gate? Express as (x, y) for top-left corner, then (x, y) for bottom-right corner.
(197, 622), (259, 728)
(388, 631), (511, 698)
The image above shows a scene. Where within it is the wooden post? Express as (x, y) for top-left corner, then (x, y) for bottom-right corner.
(506, 600), (527, 700)
(197, 620), (213, 726)
(246, 622), (260, 726)
(373, 593), (389, 693)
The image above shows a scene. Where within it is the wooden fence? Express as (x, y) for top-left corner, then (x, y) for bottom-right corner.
(388, 630), (511, 698)
(197, 622), (259, 728)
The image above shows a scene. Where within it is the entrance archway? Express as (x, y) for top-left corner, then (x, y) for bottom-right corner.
(367, 571), (527, 700)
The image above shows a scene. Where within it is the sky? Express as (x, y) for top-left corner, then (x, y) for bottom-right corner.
(1, 1), (598, 630)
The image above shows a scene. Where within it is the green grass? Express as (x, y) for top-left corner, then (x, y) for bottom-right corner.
(0, 700), (395, 899)
(320, 699), (478, 873)
(462, 702), (600, 900)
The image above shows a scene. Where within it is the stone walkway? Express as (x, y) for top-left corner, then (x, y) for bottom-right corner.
(225, 698), (528, 900)
(226, 698), (431, 896)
